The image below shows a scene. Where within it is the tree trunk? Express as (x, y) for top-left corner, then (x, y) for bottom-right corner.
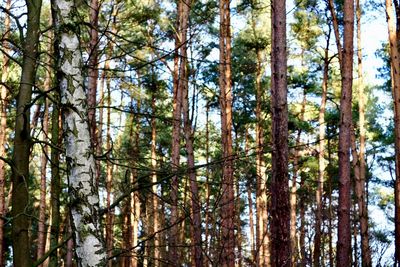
(150, 92), (160, 266)
(55, 0), (106, 265)
(37, 63), (51, 266)
(314, 26), (330, 267)
(355, 2), (372, 265)
(219, 0), (235, 265)
(0, 0), (11, 264)
(88, 0), (99, 148)
(169, 0), (183, 263)
(11, 1), (42, 266)
(270, 0), (290, 266)
(106, 80), (114, 267)
(336, 0), (354, 266)
(385, 1), (400, 265)
(179, 9), (203, 264)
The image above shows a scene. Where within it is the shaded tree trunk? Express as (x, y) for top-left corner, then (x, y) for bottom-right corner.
(11, 1), (42, 266)
(270, 0), (290, 266)
(336, 0), (354, 266)
(54, 0), (106, 265)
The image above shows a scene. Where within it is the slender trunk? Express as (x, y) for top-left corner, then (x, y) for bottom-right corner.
(385, 1), (400, 265)
(11, 1), (42, 266)
(106, 82), (114, 266)
(180, 14), (202, 264)
(336, 1), (354, 266)
(299, 175), (306, 267)
(88, 0), (99, 146)
(169, 0), (183, 262)
(49, 4), (62, 265)
(0, 0), (11, 264)
(66, 224), (74, 267)
(219, 0), (235, 265)
(270, 0), (290, 266)
(314, 27), (330, 267)
(327, 0), (343, 66)
(37, 66), (51, 266)
(55, 0), (106, 264)
(205, 103), (211, 261)
(291, 90), (306, 266)
(151, 93), (160, 266)
(355, 2), (372, 266)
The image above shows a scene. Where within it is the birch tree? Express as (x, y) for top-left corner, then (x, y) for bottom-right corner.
(53, 0), (106, 265)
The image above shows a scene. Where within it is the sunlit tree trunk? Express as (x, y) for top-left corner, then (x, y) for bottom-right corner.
(385, 1), (400, 265)
(336, 0), (354, 265)
(270, 0), (290, 265)
(314, 26), (330, 267)
(55, 0), (106, 264)
(0, 0), (11, 264)
(11, 1), (42, 266)
(219, 0), (235, 265)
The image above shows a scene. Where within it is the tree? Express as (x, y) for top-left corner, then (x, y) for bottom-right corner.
(11, 1), (42, 266)
(336, 0), (354, 266)
(53, 0), (106, 265)
(270, 0), (290, 266)
(219, 0), (235, 265)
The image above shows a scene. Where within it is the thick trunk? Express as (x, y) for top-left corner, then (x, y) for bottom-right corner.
(385, 1), (400, 265)
(219, 0), (235, 265)
(270, 0), (290, 266)
(314, 28), (330, 267)
(0, 0), (11, 264)
(336, 0), (354, 266)
(55, 0), (106, 265)
(11, 1), (42, 266)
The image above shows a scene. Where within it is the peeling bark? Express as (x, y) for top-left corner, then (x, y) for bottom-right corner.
(54, 0), (106, 265)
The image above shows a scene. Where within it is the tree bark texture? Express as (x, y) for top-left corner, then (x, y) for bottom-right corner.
(336, 0), (354, 266)
(54, 0), (106, 265)
(11, 1), (42, 266)
(270, 0), (290, 266)
(219, 0), (235, 265)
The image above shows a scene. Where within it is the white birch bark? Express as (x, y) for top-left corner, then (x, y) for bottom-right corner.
(55, 0), (106, 266)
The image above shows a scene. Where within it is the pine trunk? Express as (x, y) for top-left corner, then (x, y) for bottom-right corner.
(314, 27), (330, 267)
(11, 1), (42, 266)
(270, 0), (290, 265)
(336, 0), (354, 266)
(219, 0), (235, 265)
